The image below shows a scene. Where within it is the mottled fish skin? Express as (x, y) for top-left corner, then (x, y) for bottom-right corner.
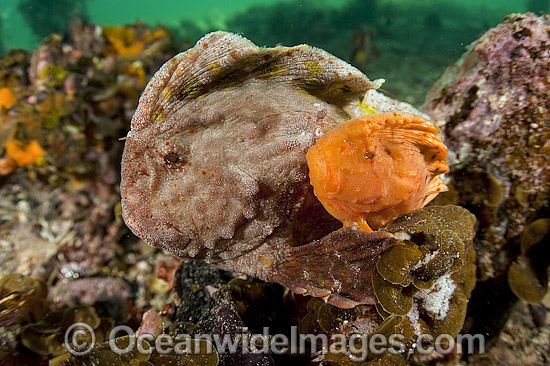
(121, 31), (380, 261)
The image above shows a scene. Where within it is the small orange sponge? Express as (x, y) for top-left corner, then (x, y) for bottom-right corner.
(5, 139), (46, 167)
(0, 87), (15, 109)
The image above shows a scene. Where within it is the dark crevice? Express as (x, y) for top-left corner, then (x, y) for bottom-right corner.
(445, 85), (479, 132)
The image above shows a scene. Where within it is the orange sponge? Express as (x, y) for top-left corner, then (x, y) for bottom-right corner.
(0, 87), (15, 109)
(5, 139), (46, 167)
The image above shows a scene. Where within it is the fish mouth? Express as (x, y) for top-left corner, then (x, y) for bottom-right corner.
(120, 134), (191, 257)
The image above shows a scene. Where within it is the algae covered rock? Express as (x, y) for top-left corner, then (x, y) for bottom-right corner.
(423, 13), (550, 281)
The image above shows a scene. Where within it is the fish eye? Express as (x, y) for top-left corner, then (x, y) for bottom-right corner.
(164, 152), (180, 165)
(365, 151), (375, 159)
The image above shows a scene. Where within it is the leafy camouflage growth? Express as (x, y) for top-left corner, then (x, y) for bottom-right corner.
(519, 218), (550, 254)
(51, 333), (220, 366)
(376, 243), (423, 286)
(386, 205), (477, 245)
(22, 306), (113, 359)
(508, 257), (546, 303)
(299, 298), (392, 365)
(508, 218), (550, 303)
(0, 273), (49, 325)
(372, 271), (414, 316)
(299, 297), (354, 336)
(373, 205), (477, 345)
(297, 206), (477, 365)
(300, 307), (410, 365)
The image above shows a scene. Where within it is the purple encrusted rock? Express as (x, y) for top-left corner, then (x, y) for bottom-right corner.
(422, 13), (550, 279)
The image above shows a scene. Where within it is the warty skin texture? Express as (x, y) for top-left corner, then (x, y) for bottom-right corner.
(121, 31), (448, 308)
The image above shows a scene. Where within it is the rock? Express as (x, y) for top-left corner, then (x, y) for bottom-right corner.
(423, 13), (550, 281)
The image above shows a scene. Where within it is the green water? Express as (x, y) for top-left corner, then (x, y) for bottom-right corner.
(1, 0), (541, 51)
(1, 0), (547, 105)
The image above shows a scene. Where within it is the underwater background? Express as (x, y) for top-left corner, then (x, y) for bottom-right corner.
(2, 0), (548, 106)
(1, 0), (550, 365)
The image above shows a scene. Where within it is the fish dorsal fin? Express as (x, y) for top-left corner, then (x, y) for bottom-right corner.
(132, 31), (379, 131)
(271, 44), (378, 106)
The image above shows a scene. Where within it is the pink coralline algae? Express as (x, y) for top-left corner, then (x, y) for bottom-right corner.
(423, 13), (550, 280)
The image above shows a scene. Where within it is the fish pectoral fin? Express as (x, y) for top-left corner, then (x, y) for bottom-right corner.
(274, 227), (396, 308)
(343, 217), (374, 232)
